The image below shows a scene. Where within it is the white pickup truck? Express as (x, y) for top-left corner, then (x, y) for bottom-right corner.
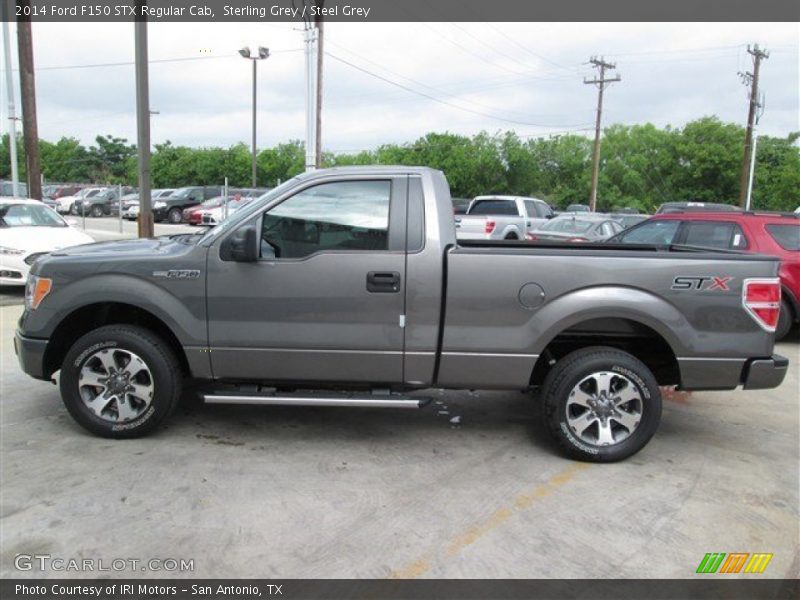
(455, 195), (555, 240)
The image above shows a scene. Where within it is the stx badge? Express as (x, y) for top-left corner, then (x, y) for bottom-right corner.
(672, 276), (733, 291)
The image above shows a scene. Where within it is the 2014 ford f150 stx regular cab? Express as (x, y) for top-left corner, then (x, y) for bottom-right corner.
(15, 167), (789, 461)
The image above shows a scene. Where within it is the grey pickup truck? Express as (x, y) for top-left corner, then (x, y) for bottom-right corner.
(15, 167), (788, 461)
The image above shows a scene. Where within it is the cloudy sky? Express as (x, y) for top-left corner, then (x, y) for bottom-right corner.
(1, 21), (798, 153)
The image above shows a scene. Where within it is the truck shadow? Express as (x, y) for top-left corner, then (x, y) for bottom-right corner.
(171, 387), (559, 456)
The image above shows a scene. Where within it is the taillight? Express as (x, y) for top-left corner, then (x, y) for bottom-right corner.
(485, 220), (496, 234)
(567, 237), (588, 243)
(743, 278), (781, 332)
(527, 233), (538, 241)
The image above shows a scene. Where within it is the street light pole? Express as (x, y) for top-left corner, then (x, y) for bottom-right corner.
(239, 46), (269, 188)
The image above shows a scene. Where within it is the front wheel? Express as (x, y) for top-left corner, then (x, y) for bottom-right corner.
(59, 325), (182, 438)
(167, 207), (183, 224)
(540, 346), (662, 462)
(91, 204), (103, 218)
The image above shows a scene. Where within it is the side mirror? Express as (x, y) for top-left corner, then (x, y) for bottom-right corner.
(546, 213), (554, 219)
(220, 224), (259, 262)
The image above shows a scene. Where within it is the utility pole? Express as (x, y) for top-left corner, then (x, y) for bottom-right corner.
(134, 10), (153, 238)
(1, 2), (20, 197)
(17, 4), (42, 200)
(584, 56), (620, 212)
(738, 44), (768, 208)
(303, 19), (319, 171)
(314, 9), (324, 168)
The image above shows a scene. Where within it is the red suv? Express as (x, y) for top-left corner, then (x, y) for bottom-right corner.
(610, 211), (800, 340)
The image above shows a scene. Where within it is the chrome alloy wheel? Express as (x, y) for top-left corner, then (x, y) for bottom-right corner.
(78, 348), (154, 423)
(565, 371), (643, 446)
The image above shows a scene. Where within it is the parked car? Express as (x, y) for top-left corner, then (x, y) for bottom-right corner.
(57, 187), (103, 215)
(608, 211), (800, 339)
(199, 196), (257, 226)
(566, 203), (591, 213)
(43, 184), (83, 200)
(529, 213), (624, 242)
(73, 187), (124, 217)
(0, 181), (29, 197)
(655, 201), (741, 214)
(153, 186), (221, 224)
(15, 167), (787, 463)
(0, 197), (93, 285)
(611, 213), (649, 229)
(122, 203), (139, 221)
(455, 195), (555, 240)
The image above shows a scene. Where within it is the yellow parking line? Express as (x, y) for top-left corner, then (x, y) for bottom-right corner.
(389, 462), (589, 579)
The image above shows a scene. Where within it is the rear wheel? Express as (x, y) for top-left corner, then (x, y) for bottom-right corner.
(168, 207), (183, 224)
(775, 298), (794, 341)
(59, 325), (182, 438)
(540, 346), (662, 462)
(504, 233), (518, 240)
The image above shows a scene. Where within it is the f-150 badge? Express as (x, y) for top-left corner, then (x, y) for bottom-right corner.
(153, 270), (201, 279)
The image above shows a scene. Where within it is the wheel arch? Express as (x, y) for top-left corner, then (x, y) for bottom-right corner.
(527, 287), (685, 387)
(43, 302), (193, 379)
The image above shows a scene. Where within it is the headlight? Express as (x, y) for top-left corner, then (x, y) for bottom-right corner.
(153, 201), (166, 209)
(0, 246), (25, 255)
(25, 276), (53, 310)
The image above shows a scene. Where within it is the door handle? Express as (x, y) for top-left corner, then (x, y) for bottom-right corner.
(367, 271), (401, 293)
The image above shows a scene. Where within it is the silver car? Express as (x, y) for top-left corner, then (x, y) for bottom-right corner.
(529, 213), (624, 242)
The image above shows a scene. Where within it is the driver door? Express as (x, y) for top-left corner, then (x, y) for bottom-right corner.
(206, 176), (408, 384)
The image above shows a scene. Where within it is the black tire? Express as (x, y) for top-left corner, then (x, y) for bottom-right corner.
(775, 298), (793, 341)
(504, 233), (519, 240)
(59, 325), (182, 438)
(167, 207), (183, 224)
(91, 204), (103, 218)
(540, 346), (662, 462)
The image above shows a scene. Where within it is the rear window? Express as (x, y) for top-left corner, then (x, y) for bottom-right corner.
(766, 224), (800, 251)
(468, 199), (519, 216)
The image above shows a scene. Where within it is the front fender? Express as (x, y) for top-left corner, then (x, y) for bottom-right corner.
(19, 273), (207, 348)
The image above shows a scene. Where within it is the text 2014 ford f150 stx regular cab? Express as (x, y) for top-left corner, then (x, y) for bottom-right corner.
(15, 167), (788, 461)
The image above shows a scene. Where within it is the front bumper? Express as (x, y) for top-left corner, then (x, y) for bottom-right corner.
(14, 330), (49, 380)
(742, 354), (789, 390)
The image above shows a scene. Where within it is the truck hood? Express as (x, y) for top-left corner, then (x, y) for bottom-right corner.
(49, 235), (195, 259)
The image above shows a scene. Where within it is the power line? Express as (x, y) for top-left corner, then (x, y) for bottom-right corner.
(480, 22), (577, 73)
(325, 38), (575, 121)
(2, 49), (302, 72)
(327, 52), (589, 128)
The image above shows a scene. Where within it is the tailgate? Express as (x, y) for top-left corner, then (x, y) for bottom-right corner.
(455, 215), (491, 237)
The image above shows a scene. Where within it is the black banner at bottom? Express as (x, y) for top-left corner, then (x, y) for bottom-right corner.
(1, 579), (798, 600)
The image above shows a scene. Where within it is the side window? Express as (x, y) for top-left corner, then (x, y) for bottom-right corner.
(617, 220), (680, 244)
(682, 221), (736, 249)
(523, 200), (538, 218)
(260, 180), (391, 259)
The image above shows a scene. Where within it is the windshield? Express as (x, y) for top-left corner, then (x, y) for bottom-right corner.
(200, 178), (301, 242)
(540, 218), (595, 233)
(0, 203), (67, 228)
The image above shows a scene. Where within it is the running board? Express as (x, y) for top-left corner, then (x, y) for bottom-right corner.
(203, 392), (430, 409)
